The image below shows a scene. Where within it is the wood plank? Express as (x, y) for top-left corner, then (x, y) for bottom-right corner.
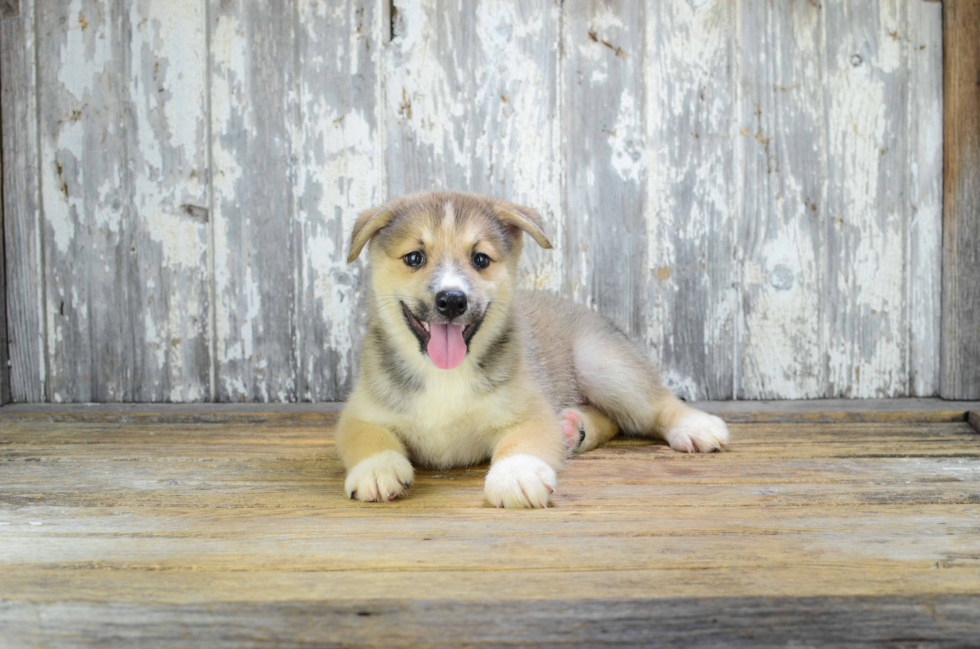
(0, 0), (44, 402)
(699, 397), (980, 417)
(209, 0), (386, 403)
(0, 0), (7, 405)
(6, 517), (977, 573)
(385, 0), (563, 291)
(822, 1), (912, 398)
(644, 0), (735, 399)
(3, 566), (980, 605)
(736, 1), (824, 399)
(2, 2), (950, 404)
(562, 0), (647, 339)
(292, 0), (385, 401)
(2, 421), (979, 504)
(940, 0), (980, 399)
(209, 1), (297, 402)
(907, 0), (944, 396)
(3, 417), (977, 444)
(4, 593), (980, 649)
(2, 410), (979, 644)
(0, 82), (7, 406)
(4, 502), (979, 536)
(35, 0), (211, 401)
(2, 427), (980, 575)
(3, 397), (980, 424)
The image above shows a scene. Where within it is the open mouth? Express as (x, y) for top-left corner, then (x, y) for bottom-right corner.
(401, 302), (481, 370)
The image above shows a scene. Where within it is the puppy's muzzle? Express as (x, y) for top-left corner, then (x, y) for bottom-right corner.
(435, 290), (467, 319)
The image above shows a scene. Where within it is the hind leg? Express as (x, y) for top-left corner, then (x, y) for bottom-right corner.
(559, 406), (619, 455)
(572, 330), (729, 453)
(650, 395), (730, 453)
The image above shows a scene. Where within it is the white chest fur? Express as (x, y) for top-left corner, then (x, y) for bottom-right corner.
(372, 362), (519, 468)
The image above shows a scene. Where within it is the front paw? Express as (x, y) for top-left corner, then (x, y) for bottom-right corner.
(344, 451), (414, 502)
(665, 411), (730, 453)
(484, 454), (557, 509)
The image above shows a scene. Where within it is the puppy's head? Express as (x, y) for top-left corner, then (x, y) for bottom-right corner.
(348, 192), (551, 370)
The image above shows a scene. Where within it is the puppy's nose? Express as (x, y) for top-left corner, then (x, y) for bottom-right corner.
(435, 290), (467, 319)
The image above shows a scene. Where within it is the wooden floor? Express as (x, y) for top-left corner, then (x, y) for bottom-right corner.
(2, 401), (980, 647)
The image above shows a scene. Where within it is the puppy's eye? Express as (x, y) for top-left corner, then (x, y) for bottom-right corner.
(403, 251), (426, 268)
(472, 252), (491, 270)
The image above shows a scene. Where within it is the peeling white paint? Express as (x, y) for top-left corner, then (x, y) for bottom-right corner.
(644, 0), (735, 398)
(824, 8), (907, 398)
(16, 0), (945, 402)
(608, 89), (644, 183)
(735, 2), (825, 400)
(907, 0), (943, 397)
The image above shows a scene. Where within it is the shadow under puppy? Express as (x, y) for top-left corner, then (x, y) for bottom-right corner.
(339, 192), (729, 508)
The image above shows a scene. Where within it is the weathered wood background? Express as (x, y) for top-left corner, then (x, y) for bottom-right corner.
(0, 0), (945, 403)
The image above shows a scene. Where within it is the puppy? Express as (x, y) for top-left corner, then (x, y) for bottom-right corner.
(338, 192), (729, 508)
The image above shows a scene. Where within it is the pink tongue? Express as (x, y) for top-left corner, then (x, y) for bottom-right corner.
(426, 323), (467, 370)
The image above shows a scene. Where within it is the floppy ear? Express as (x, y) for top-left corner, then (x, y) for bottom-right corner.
(492, 200), (553, 249)
(348, 202), (398, 263)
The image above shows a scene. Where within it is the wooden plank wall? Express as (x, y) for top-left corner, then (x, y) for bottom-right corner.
(2, 0), (44, 404)
(940, 0), (980, 400)
(0, 0), (946, 403)
(0, 112), (6, 405)
(0, 0), (18, 408)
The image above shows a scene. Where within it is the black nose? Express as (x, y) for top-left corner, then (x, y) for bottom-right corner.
(435, 290), (467, 319)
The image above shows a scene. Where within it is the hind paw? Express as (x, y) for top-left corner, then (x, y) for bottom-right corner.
(559, 408), (587, 454)
(665, 411), (730, 453)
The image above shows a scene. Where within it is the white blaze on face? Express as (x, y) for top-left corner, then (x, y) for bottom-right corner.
(432, 261), (470, 294)
(443, 199), (455, 231)
(433, 199), (470, 294)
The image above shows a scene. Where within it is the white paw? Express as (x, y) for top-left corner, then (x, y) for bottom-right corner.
(344, 451), (414, 502)
(484, 454), (557, 509)
(665, 411), (730, 453)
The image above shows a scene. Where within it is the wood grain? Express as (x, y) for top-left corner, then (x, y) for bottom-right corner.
(823, 1), (911, 398)
(1, 409), (979, 645)
(209, 1), (297, 402)
(736, 1), (823, 399)
(908, 0), (944, 397)
(292, 0), (385, 401)
(562, 0), (646, 341)
(0, 2), (948, 402)
(0, 80), (7, 405)
(2, 396), (978, 425)
(35, 0), (211, 401)
(644, 0), (736, 400)
(4, 595), (979, 649)
(209, 0), (385, 402)
(1, 0), (44, 402)
(941, 0), (980, 399)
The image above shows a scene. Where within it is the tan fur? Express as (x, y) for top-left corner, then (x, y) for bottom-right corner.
(561, 406), (619, 454)
(339, 192), (730, 508)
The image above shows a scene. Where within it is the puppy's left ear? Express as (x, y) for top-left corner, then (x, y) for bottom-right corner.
(348, 202), (397, 263)
(492, 200), (553, 249)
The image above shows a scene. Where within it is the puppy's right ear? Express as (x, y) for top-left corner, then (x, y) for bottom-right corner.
(348, 203), (397, 263)
(492, 200), (552, 250)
